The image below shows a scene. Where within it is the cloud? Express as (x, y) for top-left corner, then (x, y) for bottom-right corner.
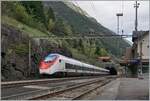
(73, 1), (149, 42)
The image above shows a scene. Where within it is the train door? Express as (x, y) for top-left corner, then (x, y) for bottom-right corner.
(60, 59), (65, 71)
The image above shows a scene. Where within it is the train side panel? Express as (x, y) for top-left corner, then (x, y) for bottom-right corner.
(39, 53), (110, 76)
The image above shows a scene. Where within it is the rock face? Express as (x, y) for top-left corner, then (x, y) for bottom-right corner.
(1, 24), (72, 81)
(1, 24), (32, 81)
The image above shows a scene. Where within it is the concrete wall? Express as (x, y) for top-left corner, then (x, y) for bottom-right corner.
(124, 47), (132, 60)
(137, 33), (149, 60)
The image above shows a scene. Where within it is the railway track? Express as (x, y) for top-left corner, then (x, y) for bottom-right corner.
(2, 76), (116, 100)
(32, 77), (113, 100)
(1, 76), (101, 88)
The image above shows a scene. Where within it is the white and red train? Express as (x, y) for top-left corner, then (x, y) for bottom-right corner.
(39, 53), (110, 76)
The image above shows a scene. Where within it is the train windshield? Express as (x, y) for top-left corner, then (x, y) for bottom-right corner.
(44, 55), (57, 62)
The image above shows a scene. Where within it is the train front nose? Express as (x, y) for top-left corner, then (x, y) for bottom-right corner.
(39, 61), (52, 69)
(39, 54), (58, 69)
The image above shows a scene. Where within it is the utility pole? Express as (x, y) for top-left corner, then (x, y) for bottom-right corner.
(134, 1), (142, 77)
(28, 40), (31, 76)
(134, 1), (139, 31)
(140, 41), (143, 75)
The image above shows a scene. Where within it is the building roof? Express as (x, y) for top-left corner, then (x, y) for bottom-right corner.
(97, 56), (111, 62)
(132, 31), (149, 42)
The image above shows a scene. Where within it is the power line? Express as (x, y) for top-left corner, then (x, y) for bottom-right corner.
(32, 34), (132, 40)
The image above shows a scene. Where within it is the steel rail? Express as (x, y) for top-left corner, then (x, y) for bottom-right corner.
(72, 79), (112, 100)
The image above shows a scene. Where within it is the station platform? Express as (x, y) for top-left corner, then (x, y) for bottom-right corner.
(91, 74), (149, 100)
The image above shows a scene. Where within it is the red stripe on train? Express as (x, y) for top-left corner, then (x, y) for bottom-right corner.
(39, 57), (58, 69)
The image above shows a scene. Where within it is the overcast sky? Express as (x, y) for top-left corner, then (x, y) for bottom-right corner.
(72, 1), (149, 43)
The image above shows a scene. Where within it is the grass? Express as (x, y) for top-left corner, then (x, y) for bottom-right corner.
(2, 16), (52, 37)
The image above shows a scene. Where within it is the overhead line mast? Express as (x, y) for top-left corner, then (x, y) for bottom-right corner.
(134, 1), (140, 31)
(134, 1), (142, 77)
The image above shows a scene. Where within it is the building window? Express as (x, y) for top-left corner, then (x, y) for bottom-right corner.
(147, 45), (149, 48)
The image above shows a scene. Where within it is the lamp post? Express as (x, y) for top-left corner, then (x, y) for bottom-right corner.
(116, 13), (123, 35)
(116, 13), (123, 57)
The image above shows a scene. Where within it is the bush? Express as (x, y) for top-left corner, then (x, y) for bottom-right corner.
(13, 3), (29, 22)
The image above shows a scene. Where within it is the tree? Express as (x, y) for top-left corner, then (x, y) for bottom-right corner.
(20, 1), (47, 28)
(80, 39), (96, 57)
(13, 3), (31, 23)
(89, 42), (96, 57)
(1, 1), (15, 16)
(100, 48), (108, 56)
(95, 46), (101, 55)
(63, 23), (72, 35)
(47, 7), (55, 21)
(52, 19), (73, 36)
(48, 19), (55, 32)
(44, 6), (55, 30)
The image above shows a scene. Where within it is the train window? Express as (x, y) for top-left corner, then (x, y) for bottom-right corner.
(66, 63), (83, 71)
(76, 65), (81, 70)
(65, 63), (106, 73)
(59, 59), (61, 63)
(66, 63), (74, 69)
(44, 55), (57, 62)
(73, 65), (79, 70)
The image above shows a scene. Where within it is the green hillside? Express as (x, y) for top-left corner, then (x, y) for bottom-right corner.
(2, 1), (130, 67)
(44, 1), (130, 56)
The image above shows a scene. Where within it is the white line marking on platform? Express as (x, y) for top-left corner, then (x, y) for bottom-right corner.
(23, 85), (50, 90)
